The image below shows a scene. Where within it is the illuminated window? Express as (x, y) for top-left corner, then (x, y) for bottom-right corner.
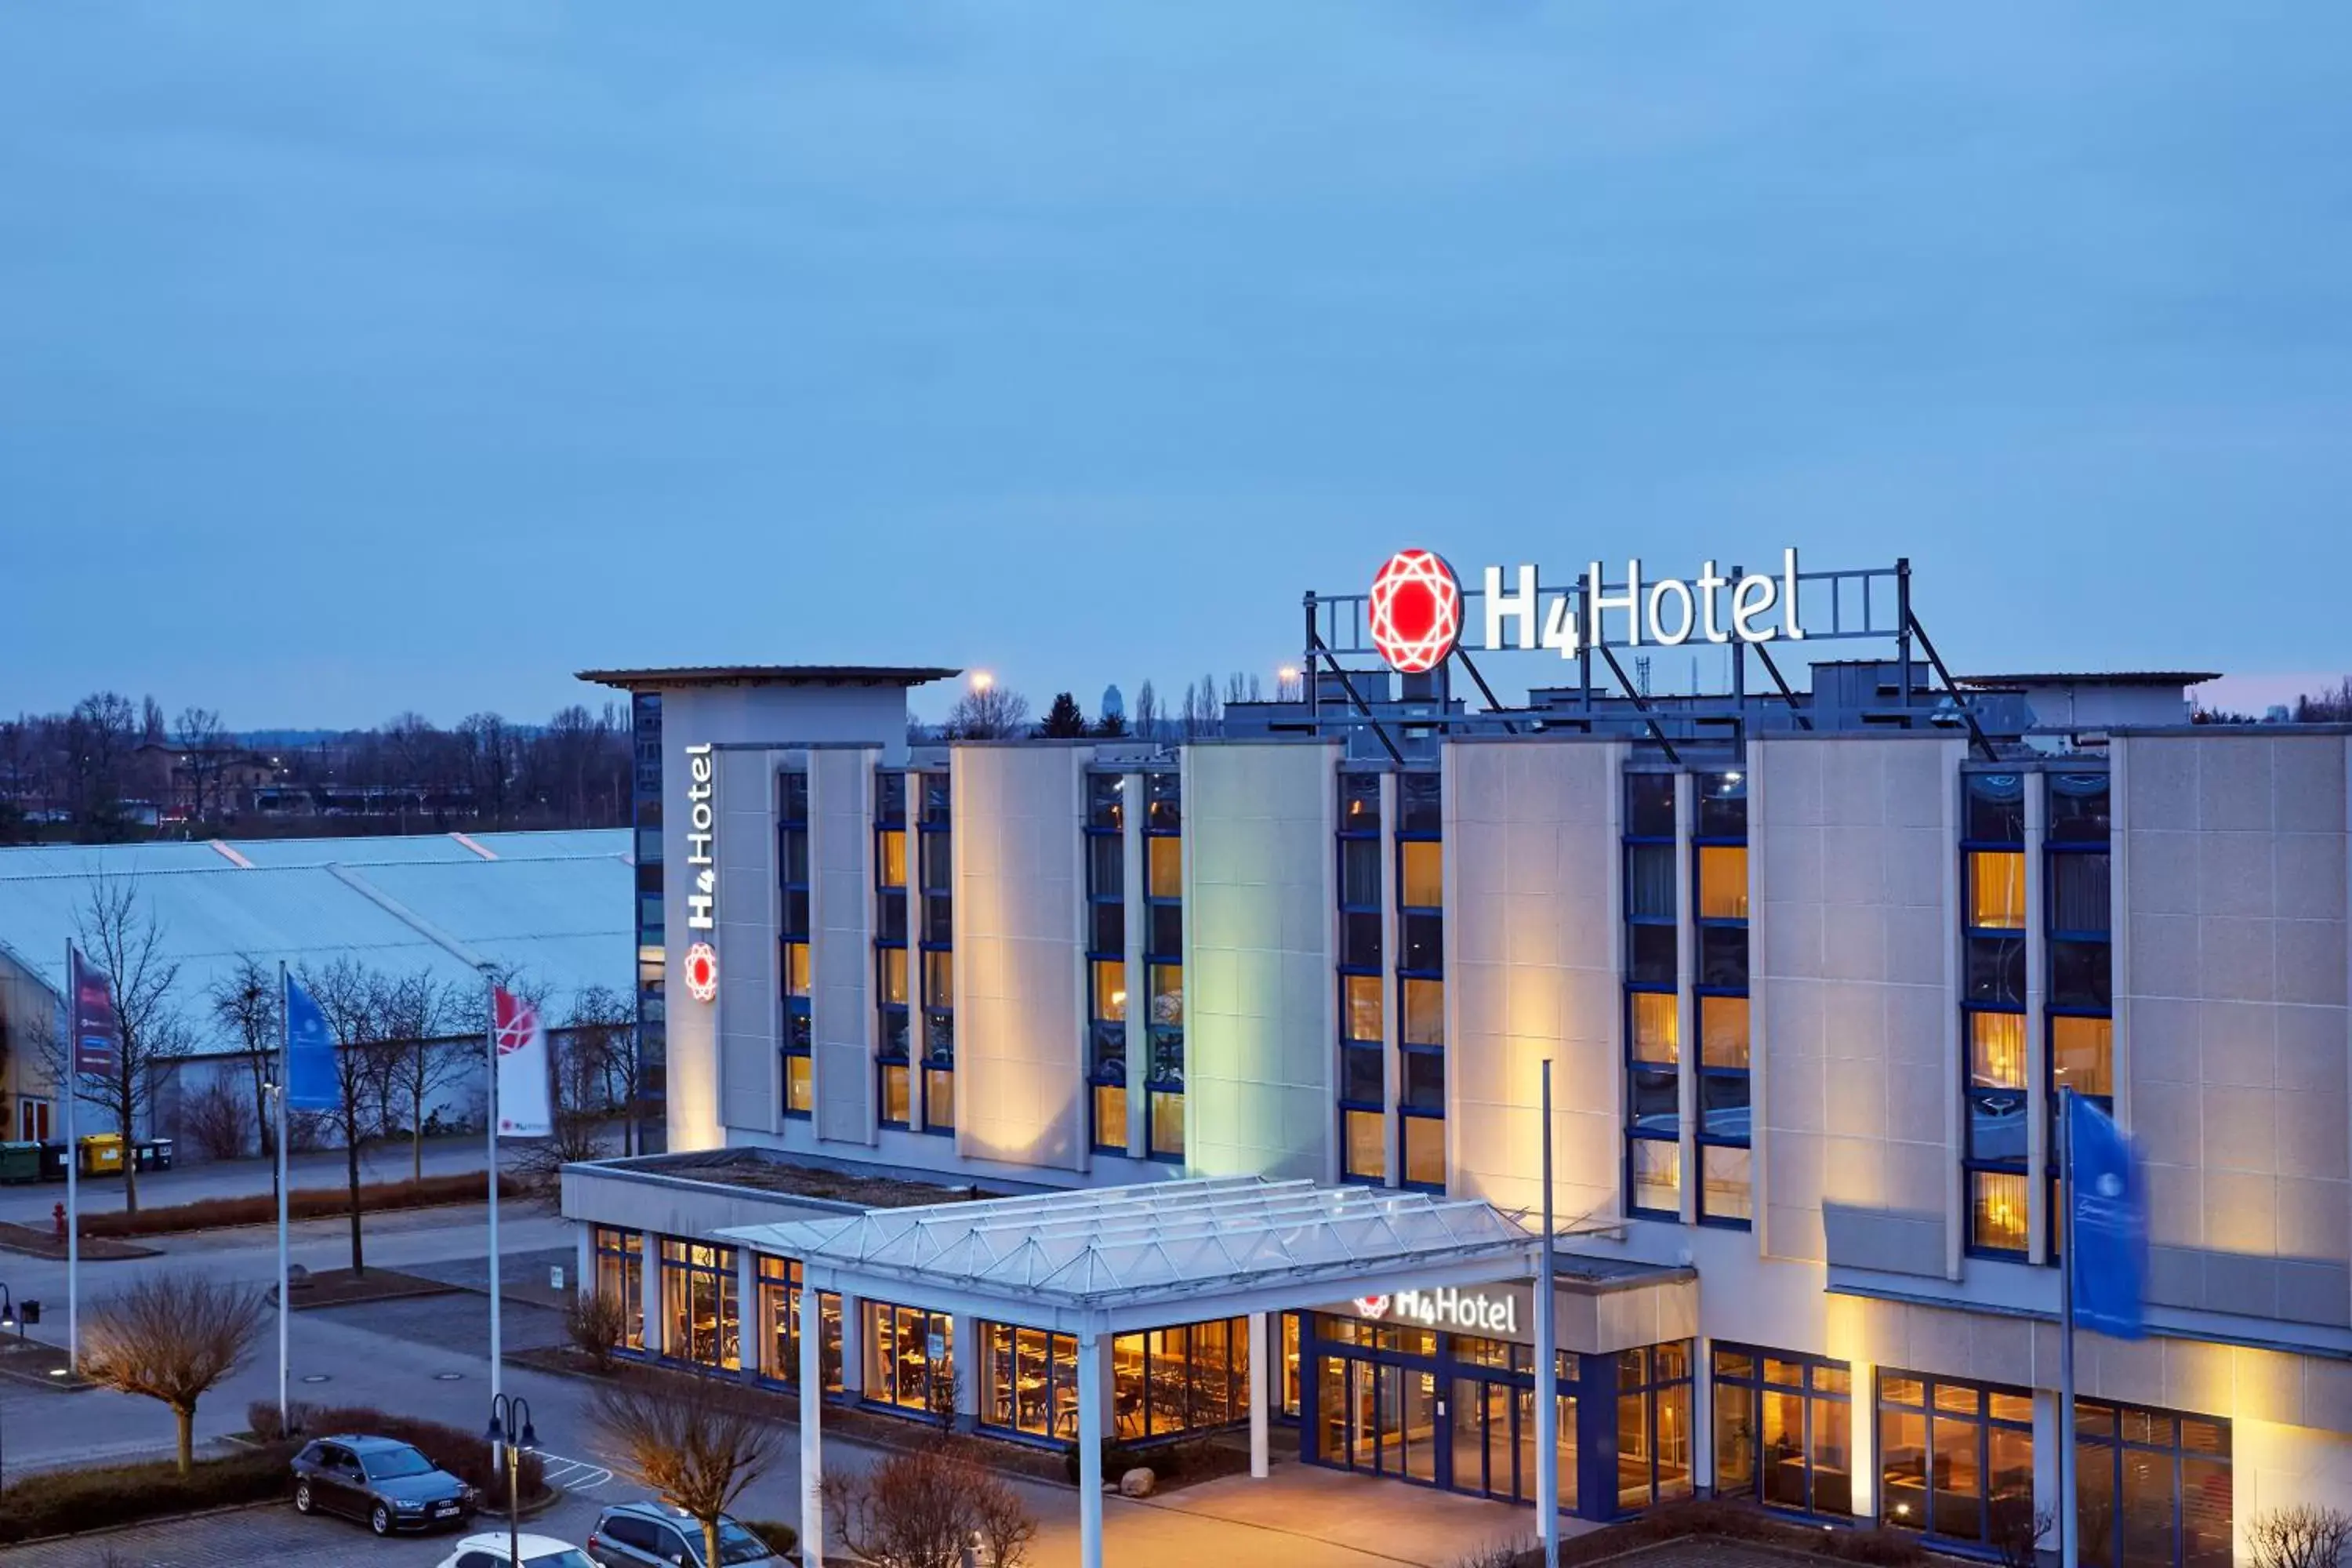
(1150, 963), (1183, 1027)
(2073, 1400), (2231, 1568)
(1092, 960), (1127, 1022)
(923, 949), (952, 1003)
(879, 947), (908, 1006)
(880, 1062), (911, 1129)
(1093, 1083), (1126, 1145)
(863, 1301), (953, 1417)
(592, 1228), (644, 1351)
(1700, 1146), (1751, 1223)
(1617, 1342), (1696, 1509)
(2051, 1015), (2113, 1099)
(1967, 851), (2027, 931)
(1343, 1109), (1385, 1183)
(1344, 974), (1381, 1042)
(785, 942), (810, 997)
(1969, 1011), (2027, 1090)
(878, 829), (908, 888)
(1878, 1370), (2034, 1546)
(1147, 834), (1182, 900)
(753, 1254), (842, 1394)
(1713, 1345), (1851, 1517)
(1969, 1171), (2029, 1254)
(1697, 845), (1748, 920)
(1700, 996), (1748, 1068)
(1632, 992), (1679, 1064)
(1400, 840), (1443, 908)
(1149, 1088), (1185, 1160)
(1403, 1112), (1446, 1189)
(658, 1240), (739, 1371)
(1402, 977), (1444, 1047)
(784, 1054), (812, 1116)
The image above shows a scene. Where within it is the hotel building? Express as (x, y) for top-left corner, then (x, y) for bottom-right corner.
(561, 555), (2352, 1567)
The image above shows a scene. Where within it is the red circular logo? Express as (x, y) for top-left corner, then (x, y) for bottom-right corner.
(1368, 550), (1461, 673)
(684, 942), (718, 1004)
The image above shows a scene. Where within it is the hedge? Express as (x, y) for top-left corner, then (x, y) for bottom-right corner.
(249, 1402), (548, 1509)
(81, 1173), (526, 1239)
(739, 1519), (800, 1555)
(0, 1443), (296, 1544)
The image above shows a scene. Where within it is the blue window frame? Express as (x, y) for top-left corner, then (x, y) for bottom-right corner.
(917, 771), (953, 1136)
(1962, 771), (2029, 1258)
(1143, 771), (1185, 1162)
(1085, 773), (1128, 1154)
(875, 771), (910, 1131)
(1692, 769), (1750, 1229)
(1624, 771), (1679, 1220)
(2045, 771), (2112, 1262)
(1396, 771), (1443, 1192)
(1338, 771), (1384, 1184)
(779, 771), (812, 1119)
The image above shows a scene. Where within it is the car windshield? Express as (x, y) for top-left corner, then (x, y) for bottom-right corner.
(361, 1446), (435, 1479)
(718, 1522), (773, 1564)
(531, 1552), (597, 1568)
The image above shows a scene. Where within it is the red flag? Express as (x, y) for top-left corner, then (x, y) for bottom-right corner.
(69, 946), (120, 1077)
(492, 986), (553, 1138)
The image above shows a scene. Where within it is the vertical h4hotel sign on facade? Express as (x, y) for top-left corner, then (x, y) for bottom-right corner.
(1366, 547), (1809, 670)
(683, 743), (719, 1004)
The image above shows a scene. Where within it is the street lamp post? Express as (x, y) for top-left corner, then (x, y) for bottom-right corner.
(484, 1392), (538, 1567)
(0, 1283), (16, 1494)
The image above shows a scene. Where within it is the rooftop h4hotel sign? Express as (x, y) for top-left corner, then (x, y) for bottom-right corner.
(1367, 547), (1807, 673)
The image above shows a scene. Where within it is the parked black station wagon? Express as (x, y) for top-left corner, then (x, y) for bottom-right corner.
(291, 1435), (477, 1536)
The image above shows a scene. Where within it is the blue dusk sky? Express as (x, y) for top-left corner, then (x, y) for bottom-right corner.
(2, 3), (2347, 728)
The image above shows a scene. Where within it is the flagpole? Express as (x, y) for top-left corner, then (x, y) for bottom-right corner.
(2057, 1085), (2078, 1568)
(485, 969), (503, 1413)
(63, 940), (78, 1375)
(276, 960), (292, 1434)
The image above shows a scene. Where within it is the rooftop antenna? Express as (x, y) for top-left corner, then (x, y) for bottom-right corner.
(1635, 655), (1652, 699)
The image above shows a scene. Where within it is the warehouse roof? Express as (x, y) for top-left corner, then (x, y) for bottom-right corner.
(0, 829), (631, 1047)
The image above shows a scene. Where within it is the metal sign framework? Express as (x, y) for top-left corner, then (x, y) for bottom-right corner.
(1301, 555), (1994, 764)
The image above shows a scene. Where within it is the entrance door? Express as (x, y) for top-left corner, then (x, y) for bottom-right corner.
(1450, 1377), (1521, 1500)
(17, 1099), (48, 1142)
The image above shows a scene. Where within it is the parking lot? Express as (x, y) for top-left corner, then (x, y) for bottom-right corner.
(5, 1486), (620, 1567)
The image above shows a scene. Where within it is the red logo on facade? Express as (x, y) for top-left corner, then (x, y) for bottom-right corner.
(684, 942), (719, 1004)
(1353, 1295), (1392, 1320)
(1367, 550), (1461, 674)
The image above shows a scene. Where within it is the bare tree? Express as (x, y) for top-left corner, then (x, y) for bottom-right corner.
(1221, 670), (1263, 705)
(170, 706), (227, 822)
(2250, 1506), (2352, 1568)
(1131, 680), (1160, 742)
(362, 968), (464, 1182)
(564, 983), (639, 1156)
(593, 1382), (780, 1568)
(51, 870), (189, 1212)
(824, 1439), (1037, 1568)
(82, 1271), (267, 1474)
(941, 683), (1030, 740)
(297, 957), (383, 1276)
(64, 692), (140, 839)
(207, 956), (280, 1178)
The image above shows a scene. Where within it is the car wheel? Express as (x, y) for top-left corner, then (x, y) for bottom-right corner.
(293, 1480), (314, 1515)
(370, 1502), (393, 1536)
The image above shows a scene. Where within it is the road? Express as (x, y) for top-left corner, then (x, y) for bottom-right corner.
(0, 1134), (514, 1226)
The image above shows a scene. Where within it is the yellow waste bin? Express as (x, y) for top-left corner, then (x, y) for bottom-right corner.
(78, 1134), (125, 1177)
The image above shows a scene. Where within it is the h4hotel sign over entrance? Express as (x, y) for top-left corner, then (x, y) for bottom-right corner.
(1366, 547), (1808, 674)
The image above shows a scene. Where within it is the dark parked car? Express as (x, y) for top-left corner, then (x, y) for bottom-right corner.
(291, 1435), (477, 1536)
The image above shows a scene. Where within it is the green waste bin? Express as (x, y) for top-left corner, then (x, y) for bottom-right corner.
(0, 1142), (38, 1184)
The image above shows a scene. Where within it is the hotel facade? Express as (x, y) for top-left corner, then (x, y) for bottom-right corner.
(561, 554), (2352, 1566)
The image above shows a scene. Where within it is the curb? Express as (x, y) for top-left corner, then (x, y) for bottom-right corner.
(0, 1497), (285, 1550)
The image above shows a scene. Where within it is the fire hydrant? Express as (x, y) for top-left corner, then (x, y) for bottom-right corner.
(53, 1202), (67, 1242)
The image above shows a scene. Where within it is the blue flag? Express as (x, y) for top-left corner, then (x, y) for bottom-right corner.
(2068, 1094), (2148, 1340)
(284, 973), (339, 1112)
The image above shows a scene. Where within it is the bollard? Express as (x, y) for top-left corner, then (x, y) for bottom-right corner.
(52, 1201), (66, 1241)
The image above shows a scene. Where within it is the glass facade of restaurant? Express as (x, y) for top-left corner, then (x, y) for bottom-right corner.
(592, 1226), (644, 1351)
(864, 1300), (956, 1416)
(751, 1254), (842, 1396)
(977, 1316), (1249, 1446)
(1711, 1344), (1852, 1518)
(2074, 1400), (2231, 1568)
(659, 1240), (740, 1371)
(1878, 1369), (2036, 1548)
(1301, 1312), (1695, 1520)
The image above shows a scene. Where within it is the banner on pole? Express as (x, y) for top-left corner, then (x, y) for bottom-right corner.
(283, 973), (340, 1112)
(493, 985), (552, 1138)
(67, 946), (121, 1078)
(2069, 1094), (2149, 1340)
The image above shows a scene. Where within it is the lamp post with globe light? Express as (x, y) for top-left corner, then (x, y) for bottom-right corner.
(485, 1393), (539, 1566)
